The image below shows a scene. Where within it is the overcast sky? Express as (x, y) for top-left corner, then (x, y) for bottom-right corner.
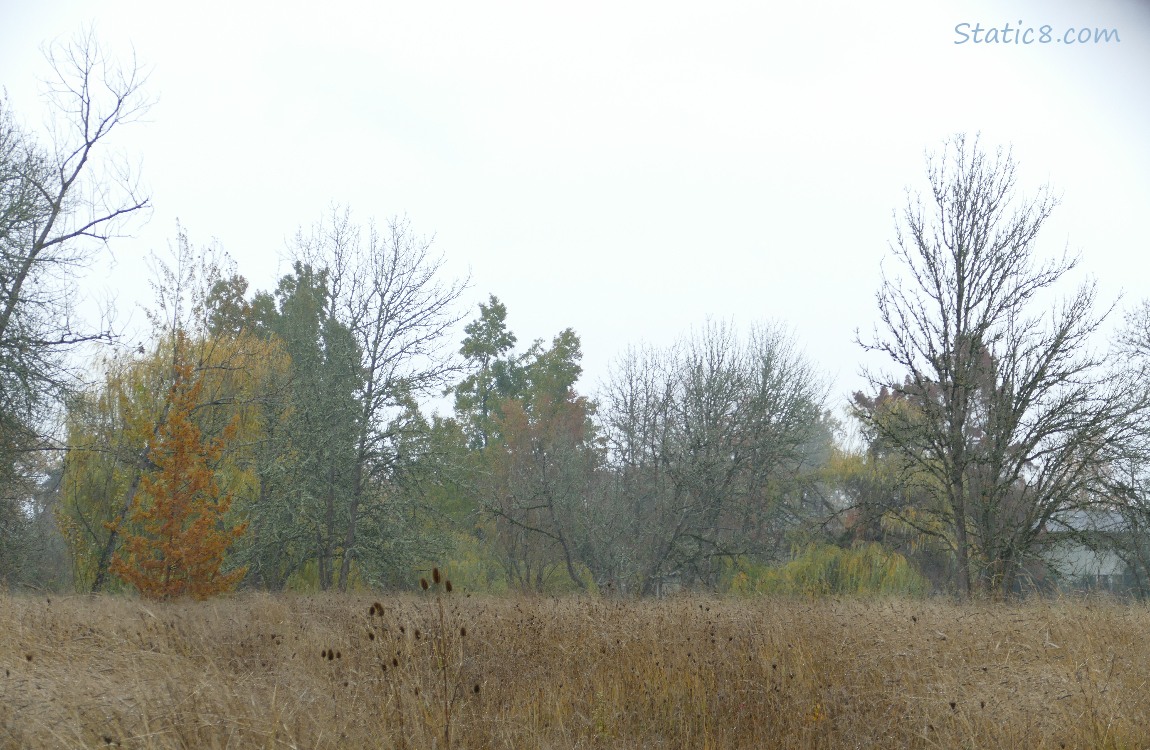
(2, 0), (1148, 416)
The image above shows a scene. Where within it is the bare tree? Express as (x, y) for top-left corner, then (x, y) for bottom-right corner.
(1, 31), (148, 428)
(292, 206), (469, 590)
(0, 29), (149, 578)
(857, 133), (1145, 598)
(601, 321), (830, 593)
(1096, 302), (1150, 596)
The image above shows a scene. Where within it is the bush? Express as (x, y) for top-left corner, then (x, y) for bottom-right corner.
(728, 543), (929, 597)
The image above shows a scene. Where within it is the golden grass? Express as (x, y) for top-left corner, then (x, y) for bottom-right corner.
(2, 590), (1148, 748)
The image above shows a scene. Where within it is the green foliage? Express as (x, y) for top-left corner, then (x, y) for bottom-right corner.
(245, 262), (362, 590)
(285, 557), (369, 592)
(454, 295), (523, 448)
(460, 295), (516, 364)
(523, 327), (583, 405)
(437, 531), (510, 594)
(727, 543), (929, 597)
(204, 274), (252, 337)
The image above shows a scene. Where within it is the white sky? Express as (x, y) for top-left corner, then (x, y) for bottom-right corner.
(2, 0), (1148, 415)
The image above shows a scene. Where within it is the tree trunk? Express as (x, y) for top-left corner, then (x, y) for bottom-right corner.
(337, 430), (368, 592)
(91, 471), (141, 593)
(950, 475), (973, 599)
(92, 397), (172, 593)
(317, 529), (330, 591)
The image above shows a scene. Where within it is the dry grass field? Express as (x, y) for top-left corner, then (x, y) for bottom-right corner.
(2, 587), (1149, 749)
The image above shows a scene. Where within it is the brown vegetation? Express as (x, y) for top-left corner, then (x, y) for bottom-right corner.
(109, 355), (248, 600)
(1, 591), (1148, 748)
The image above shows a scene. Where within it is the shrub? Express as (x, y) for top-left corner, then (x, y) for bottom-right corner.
(729, 543), (929, 596)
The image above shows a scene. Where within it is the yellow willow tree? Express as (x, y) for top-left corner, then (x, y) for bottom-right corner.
(59, 329), (288, 592)
(109, 354), (248, 599)
(58, 346), (170, 590)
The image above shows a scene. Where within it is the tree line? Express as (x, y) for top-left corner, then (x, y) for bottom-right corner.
(4, 34), (1150, 600)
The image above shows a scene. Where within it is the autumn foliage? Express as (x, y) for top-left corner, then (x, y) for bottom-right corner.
(109, 358), (248, 599)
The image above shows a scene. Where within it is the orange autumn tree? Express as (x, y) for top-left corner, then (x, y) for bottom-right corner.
(109, 356), (248, 599)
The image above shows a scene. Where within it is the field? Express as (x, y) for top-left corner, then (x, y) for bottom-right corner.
(2, 589), (1149, 749)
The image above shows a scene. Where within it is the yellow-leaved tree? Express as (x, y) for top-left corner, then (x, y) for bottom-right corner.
(109, 355), (248, 599)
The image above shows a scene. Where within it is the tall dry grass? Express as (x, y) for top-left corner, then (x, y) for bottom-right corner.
(2, 589), (1148, 748)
